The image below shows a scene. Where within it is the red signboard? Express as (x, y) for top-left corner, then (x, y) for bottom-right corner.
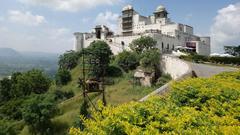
(186, 42), (196, 48)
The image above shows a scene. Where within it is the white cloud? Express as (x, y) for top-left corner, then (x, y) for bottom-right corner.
(95, 11), (119, 31)
(0, 25), (73, 53)
(8, 10), (46, 26)
(19, 0), (122, 12)
(210, 3), (240, 53)
(0, 16), (4, 22)
(82, 17), (91, 23)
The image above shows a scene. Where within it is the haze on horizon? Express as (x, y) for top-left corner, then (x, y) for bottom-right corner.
(0, 0), (239, 54)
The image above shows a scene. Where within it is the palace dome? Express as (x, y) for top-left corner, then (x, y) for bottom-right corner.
(155, 5), (166, 12)
(122, 5), (133, 11)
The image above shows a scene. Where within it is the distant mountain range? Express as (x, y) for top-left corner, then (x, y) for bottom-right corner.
(0, 48), (21, 57)
(0, 48), (59, 78)
(0, 48), (59, 58)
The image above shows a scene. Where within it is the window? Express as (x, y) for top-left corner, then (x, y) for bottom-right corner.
(162, 42), (164, 49)
(172, 45), (174, 50)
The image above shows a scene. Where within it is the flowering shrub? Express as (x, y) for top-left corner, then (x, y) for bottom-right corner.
(70, 71), (240, 135)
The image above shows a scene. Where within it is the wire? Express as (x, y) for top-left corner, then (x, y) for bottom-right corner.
(86, 94), (99, 112)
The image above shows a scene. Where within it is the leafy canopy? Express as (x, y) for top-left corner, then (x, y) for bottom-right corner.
(115, 51), (139, 72)
(22, 94), (58, 135)
(224, 45), (240, 57)
(85, 40), (113, 79)
(129, 36), (157, 54)
(55, 68), (72, 85)
(59, 50), (80, 70)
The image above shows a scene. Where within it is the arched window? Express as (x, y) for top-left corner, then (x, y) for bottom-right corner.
(162, 42), (164, 49)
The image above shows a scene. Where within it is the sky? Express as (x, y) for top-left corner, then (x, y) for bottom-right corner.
(0, 0), (239, 53)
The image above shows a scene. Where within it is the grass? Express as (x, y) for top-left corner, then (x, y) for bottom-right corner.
(19, 65), (170, 135)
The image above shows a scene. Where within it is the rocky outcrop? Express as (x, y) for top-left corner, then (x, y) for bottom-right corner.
(134, 69), (155, 87)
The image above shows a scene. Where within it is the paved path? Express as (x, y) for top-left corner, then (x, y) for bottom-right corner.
(189, 62), (238, 78)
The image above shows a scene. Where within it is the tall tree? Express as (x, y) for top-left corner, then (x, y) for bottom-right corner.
(59, 50), (80, 70)
(22, 95), (58, 135)
(86, 40), (113, 79)
(55, 68), (72, 85)
(130, 36), (157, 54)
(11, 69), (51, 97)
(115, 51), (139, 72)
(0, 78), (12, 102)
(224, 45), (240, 57)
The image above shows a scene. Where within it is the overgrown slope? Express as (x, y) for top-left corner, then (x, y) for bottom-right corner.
(70, 71), (240, 135)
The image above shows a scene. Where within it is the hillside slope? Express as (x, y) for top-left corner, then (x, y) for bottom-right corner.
(70, 71), (240, 135)
(20, 65), (163, 135)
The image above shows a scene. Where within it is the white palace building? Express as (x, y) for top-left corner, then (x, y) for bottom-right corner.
(74, 5), (211, 56)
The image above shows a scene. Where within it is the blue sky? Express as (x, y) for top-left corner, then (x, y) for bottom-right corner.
(0, 0), (239, 53)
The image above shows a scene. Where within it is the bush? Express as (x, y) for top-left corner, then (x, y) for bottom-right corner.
(156, 74), (172, 86)
(106, 65), (123, 77)
(22, 94), (58, 135)
(0, 99), (24, 120)
(0, 119), (16, 135)
(69, 71), (240, 135)
(129, 36), (157, 53)
(11, 69), (51, 96)
(180, 54), (240, 65)
(53, 90), (74, 101)
(55, 68), (72, 85)
(115, 51), (139, 72)
(58, 50), (80, 70)
(209, 56), (240, 65)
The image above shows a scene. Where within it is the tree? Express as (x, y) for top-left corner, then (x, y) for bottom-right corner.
(22, 95), (58, 135)
(140, 49), (161, 80)
(55, 68), (72, 85)
(0, 78), (12, 102)
(224, 45), (240, 57)
(115, 51), (139, 72)
(25, 69), (51, 94)
(140, 49), (161, 70)
(0, 98), (24, 120)
(11, 69), (51, 97)
(86, 40), (113, 79)
(59, 50), (80, 70)
(129, 36), (157, 54)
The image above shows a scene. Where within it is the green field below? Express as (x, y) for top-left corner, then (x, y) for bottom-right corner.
(20, 65), (169, 135)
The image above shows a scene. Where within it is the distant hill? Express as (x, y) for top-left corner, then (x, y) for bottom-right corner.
(0, 48), (59, 78)
(0, 48), (22, 57)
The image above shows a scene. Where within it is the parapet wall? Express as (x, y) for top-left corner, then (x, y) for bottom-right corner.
(161, 55), (191, 80)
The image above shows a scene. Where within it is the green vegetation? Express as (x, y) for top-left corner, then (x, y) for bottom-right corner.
(70, 71), (240, 135)
(84, 40), (113, 78)
(130, 36), (157, 54)
(114, 51), (139, 72)
(58, 50), (80, 70)
(0, 69), (61, 134)
(22, 95), (58, 135)
(0, 38), (171, 134)
(140, 49), (161, 72)
(55, 68), (72, 85)
(180, 54), (240, 65)
(224, 45), (240, 57)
